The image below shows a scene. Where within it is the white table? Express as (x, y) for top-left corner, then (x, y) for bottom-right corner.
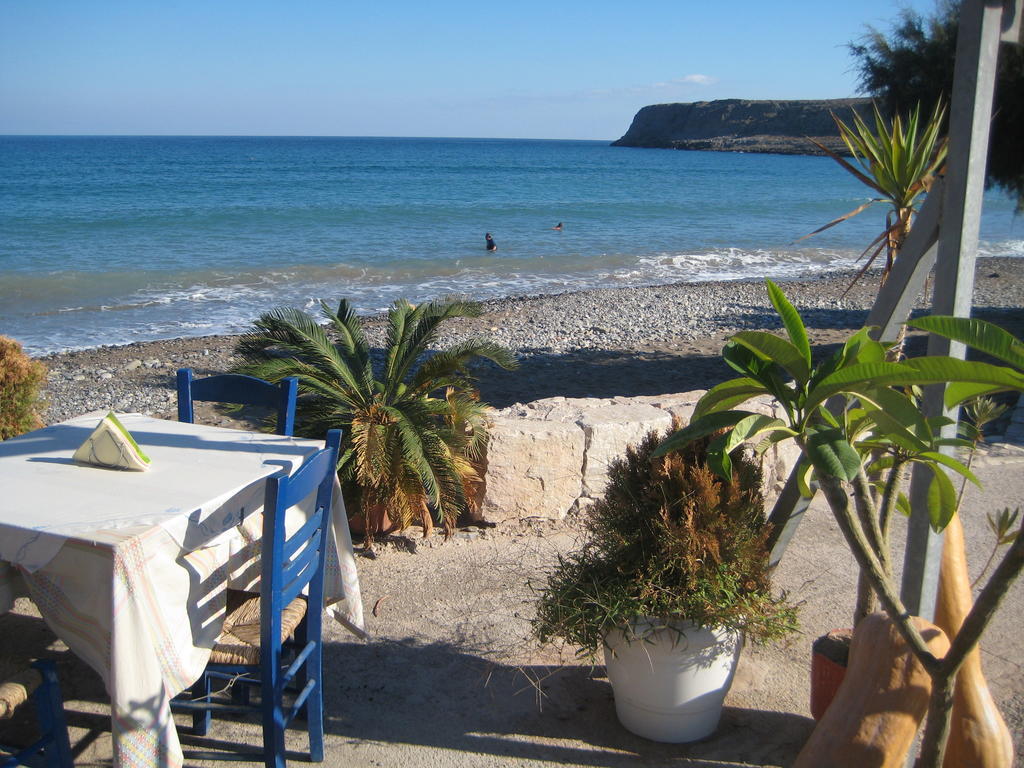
(0, 412), (365, 768)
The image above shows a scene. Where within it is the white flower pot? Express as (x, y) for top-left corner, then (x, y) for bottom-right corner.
(603, 619), (743, 743)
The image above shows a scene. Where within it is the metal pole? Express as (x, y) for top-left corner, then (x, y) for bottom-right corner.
(900, 0), (1006, 617)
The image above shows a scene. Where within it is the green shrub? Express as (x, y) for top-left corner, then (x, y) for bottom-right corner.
(0, 336), (47, 440)
(533, 426), (797, 658)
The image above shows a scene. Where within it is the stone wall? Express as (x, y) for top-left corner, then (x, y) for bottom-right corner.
(480, 390), (801, 523)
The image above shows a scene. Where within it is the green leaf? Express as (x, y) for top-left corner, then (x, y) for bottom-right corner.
(895, 491), (912, 517)
(927, 467), (958, 532)
(841, 326), (887, 366)
(722, 341), (764, 378)
(754, 430), (794, 456)
(933, 437), (975, 450)
(722, 414), (791, 455)
(805, 361), (907, 411)
(863, 409), (929, 452)
(693, 378), (771, 419)
(865, 454), (897, 475)
(917, 451), (981, 487)
(731, 331), (811, 384)
(945, 381), (1018, 409)
(765, 279), (811, 368)
(909, 316), (1024, 371)
(808, 358), (1024, 413)
(796, 458), (816, 498)
(706, 432), (733, 480)
(864, 387), (928, 435)
(901, 357), (1024, 394)
(652, 411), (750, 458)
(805, 428), (862, 481)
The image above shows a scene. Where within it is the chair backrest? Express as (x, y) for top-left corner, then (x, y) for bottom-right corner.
(259, 429), (342, 665)
(176, 368), (298, 436)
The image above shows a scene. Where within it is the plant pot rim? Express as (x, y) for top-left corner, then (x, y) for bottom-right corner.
(603, 618), (741, 648)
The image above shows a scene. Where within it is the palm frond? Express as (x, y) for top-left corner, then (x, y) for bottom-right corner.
(235, 307), (370, 402)
(321, 299), (375, 393)
(411, 338), (518, 393)
(383, 298), (485, 397)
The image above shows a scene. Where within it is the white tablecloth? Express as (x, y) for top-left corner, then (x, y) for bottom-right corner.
(0, 412), (365, 768)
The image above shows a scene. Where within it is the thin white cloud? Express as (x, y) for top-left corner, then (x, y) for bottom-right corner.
(649, 74), (718, 89)
(674, 74), (717, 86)
(475, 73), (721, 107)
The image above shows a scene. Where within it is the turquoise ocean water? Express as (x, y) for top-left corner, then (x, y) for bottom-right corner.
(1, 135), (1020, 355)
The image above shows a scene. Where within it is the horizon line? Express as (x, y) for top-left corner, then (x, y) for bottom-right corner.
(0, 133), (617, 142)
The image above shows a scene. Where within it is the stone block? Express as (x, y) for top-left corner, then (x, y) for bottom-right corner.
(577, 402), (673, 497)
(481, 415), (585, 522)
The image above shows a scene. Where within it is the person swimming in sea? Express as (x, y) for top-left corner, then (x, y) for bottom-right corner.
(485, 232), (497, 251)
(552, 222), (563, 231)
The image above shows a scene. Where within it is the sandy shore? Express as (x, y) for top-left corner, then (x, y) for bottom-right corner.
(36, 257), (1024, 425)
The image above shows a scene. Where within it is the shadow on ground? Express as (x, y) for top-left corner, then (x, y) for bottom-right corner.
(307, 637), (813, 767)
(475, 305), (1023, 409)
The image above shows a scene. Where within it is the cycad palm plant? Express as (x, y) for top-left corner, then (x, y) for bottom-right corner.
(802, 100), (948, 288)
(234, 297), (517, 543)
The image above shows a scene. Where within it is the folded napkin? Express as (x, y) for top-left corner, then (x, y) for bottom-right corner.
(72, 411), (152, 471)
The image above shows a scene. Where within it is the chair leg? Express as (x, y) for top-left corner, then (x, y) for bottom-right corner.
(190, 673), (212, 736)
(306, 645), (324, 763)
(262, 676), (286, 768)
(34, 662), (74, 768)
(292, 621), (309, 721)
(231, 678), (251, 707)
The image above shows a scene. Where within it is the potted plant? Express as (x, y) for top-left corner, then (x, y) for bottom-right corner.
(532, 425), (797, 743)
(233, 296), (517, 544)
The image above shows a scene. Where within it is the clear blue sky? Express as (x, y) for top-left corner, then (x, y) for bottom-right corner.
(0, 0), (938, 140)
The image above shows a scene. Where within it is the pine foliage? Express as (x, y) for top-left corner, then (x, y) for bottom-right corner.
(533, 426), (797, 658)
(0, 336), (46, 440)
(849, 0), (1024, 207)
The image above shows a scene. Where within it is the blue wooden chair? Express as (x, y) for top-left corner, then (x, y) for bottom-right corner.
(173, 429), (342, 767)
(0, 660), (74, 768)
(177, 368), (298, 436)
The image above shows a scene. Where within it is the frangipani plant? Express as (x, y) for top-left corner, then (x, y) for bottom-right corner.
(654, 280), (1024, 767)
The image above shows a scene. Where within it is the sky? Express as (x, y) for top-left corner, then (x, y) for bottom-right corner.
(0, 0), (940, 140)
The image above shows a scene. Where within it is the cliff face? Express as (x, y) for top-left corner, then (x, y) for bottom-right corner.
(611, 98), (871, 155)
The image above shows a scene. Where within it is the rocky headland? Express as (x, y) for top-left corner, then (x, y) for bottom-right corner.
(611, 98), (870, 155)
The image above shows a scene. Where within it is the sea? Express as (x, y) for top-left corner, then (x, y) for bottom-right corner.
(1, 135), (1020, 356)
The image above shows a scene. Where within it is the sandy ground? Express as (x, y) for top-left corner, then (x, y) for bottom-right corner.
(3, 439), (1023, 767)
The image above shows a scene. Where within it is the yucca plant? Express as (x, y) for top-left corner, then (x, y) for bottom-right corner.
(801, 100), (948, 288)
(234, 297), (517, 543)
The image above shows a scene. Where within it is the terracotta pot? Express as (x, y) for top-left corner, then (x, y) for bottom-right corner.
(346, 504), (398, 537)
(810, 629), (852, 720)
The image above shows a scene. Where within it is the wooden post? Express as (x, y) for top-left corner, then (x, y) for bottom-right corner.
(900, 0), (1007, 618)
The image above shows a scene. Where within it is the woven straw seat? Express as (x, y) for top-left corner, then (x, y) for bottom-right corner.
(0, 658), (73, 766)
(0, 663), (41, 720)
(208, 591), (308, 666)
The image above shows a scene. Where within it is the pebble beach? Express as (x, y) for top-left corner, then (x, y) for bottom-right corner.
(36, 257), (1024, 425)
